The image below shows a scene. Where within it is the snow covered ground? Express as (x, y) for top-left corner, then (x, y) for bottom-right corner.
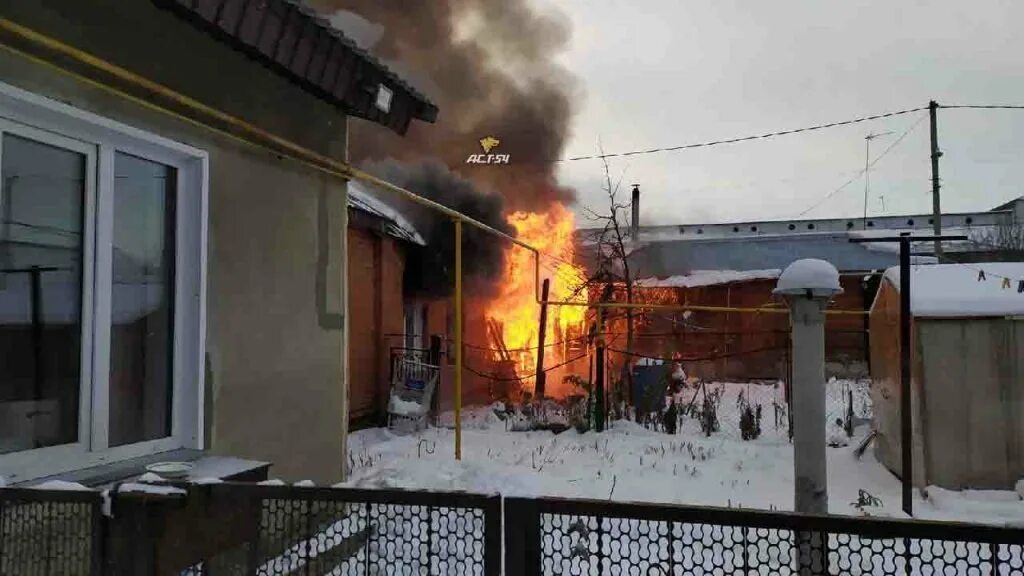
(343, 380), (1024, 527)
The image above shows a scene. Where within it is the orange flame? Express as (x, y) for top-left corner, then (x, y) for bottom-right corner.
(486, 203), (587, 396)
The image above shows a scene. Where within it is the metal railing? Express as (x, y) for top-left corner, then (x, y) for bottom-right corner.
(505, 496), (1024, 575)
(6, 483), (1024, 575)
(0, 487), (103, 576)
(110, 482), (498, 575)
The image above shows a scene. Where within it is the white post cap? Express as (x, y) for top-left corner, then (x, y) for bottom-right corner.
(773, 258), (843, 298)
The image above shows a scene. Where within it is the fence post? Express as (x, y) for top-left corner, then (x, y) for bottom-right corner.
(364, 503), (372, 574)
(91, 497), (104, 576)
(484, 495), (502, 576)
(504, 497), (540, 576)
(740, 526), (748, 574)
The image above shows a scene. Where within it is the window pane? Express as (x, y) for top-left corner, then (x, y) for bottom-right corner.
(109, 152), (175, 447)
(0, 134), (85, 454)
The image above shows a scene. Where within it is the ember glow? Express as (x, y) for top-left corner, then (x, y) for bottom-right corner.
(485, 203), (587, 395)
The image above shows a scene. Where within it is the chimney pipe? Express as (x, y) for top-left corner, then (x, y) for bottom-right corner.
(631, 184), (640, 240)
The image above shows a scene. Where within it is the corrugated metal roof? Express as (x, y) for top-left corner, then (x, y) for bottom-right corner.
(348, 181), (424, 245)
(153, 0), (437, 134)
(623, 233), (933, 276)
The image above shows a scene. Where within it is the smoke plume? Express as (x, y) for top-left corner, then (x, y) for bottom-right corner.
(366, 160), (512, 299)
(315, 0), (580, 213)
(313, 0), (579, 297)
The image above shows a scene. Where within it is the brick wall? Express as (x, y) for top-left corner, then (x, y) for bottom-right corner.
(347, 225), (407, 428)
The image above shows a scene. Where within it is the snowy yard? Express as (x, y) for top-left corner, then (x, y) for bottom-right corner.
(343, 380), (1024, 527)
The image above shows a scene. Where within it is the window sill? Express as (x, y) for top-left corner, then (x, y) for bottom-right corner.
(15, 449), (270, 488)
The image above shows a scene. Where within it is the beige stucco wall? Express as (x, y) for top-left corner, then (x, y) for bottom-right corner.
(204, 141), (348, 483)
(0, 2), (352, 483)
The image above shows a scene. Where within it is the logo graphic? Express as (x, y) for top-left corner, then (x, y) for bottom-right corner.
(479, 136), (500, 153)
(466, 136), (510, 165)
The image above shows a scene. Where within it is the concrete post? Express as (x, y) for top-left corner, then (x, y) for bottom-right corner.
(775, 259), (841, 576)
(789, 296), (829, 514)
(774, 259), (842, 516)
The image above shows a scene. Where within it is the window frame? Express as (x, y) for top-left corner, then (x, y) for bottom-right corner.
(0, 120), (97, 476)
(0, 81), (208, 483)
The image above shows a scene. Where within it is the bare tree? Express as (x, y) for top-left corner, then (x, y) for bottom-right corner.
(970, 219), (1024, 257)
(581, 154), (641, 416)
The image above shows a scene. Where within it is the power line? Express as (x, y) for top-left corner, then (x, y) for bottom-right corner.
(559, 107), (927, 162)
(796, 113), (927, 217)
(941, 105), (1024, 110)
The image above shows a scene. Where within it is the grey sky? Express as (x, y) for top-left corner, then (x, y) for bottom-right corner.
(548, 0), (1024, 226)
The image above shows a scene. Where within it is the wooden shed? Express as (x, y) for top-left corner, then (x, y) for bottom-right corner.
(629, 270), (869, 381)
(870, 262), (1024, 489)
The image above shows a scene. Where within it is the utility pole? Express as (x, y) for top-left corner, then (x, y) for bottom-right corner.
(863, 131), (893, 228)
(594, 309), (606, 432)
(929, 101), (943, 258)
(534, 279), (550, 399)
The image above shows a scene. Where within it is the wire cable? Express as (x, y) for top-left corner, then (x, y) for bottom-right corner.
(464, 354), (587, 382)
(462, 335), (588, 354)
(605, 344), (786, 363)
(560, 107), (926, 162)
(797, 113), (927, 217)
(941, 105), (1024, 110)
(939, 253), (1024, 285)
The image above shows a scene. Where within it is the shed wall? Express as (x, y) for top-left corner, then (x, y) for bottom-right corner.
(869, 281), (927, 486)
(345, 224), (406, 428)
(918, 318), (1024, 489)
(871, 278), (1024, 490)
(630, 276), (866, 381)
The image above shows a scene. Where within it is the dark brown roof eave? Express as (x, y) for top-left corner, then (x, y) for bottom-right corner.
(152, 0), (438, 135)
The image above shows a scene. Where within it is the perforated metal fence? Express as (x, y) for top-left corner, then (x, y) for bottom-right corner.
(177, 483), (501, 575)
(505, 496), (1024, 575)
(0, 488), (103, 576)
(6, 482), (1024, 575)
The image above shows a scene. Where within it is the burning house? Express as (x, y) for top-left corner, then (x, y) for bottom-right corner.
(323, 0), (591, 406)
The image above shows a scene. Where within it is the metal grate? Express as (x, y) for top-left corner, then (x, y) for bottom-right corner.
(0, 488), (103, 576)
(506, 497), (1024, 575)
(183, 483), (501, 575)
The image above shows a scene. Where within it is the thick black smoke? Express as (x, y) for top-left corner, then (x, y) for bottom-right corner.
(313, 0), (580, 297)
(365, 160), (512, 299)
(314, 0), (579, 211)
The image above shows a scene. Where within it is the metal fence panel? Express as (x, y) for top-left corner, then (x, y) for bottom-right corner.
(507, 496), (1024, 576)
(7, 482), (1024, 575)
(180, 483), (501, 576)
(0, 488), (103, 576)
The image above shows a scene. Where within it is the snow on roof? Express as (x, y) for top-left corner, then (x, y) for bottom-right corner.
(348, 181), (425, 245)
(31, 480), (91, 491)
(883, 263), (1024, 317)
(636, 269), (781, 288)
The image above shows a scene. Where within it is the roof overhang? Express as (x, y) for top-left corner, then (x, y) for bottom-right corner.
(153, 0), (438, 135)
